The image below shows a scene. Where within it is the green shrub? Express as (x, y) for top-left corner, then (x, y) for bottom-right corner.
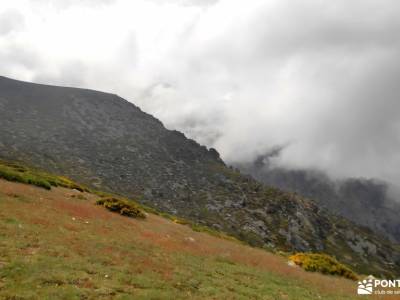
(96, 197), (146, 219)
(0, 166), (51, 190)
(289, 253), (358, 280)
(0, 160), (88, 191)
(26, 176), (52, 190)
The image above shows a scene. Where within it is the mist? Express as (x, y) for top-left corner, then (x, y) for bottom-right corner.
(1, 0), (400, 184)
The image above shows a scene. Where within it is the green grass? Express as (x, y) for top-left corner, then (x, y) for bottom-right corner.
(0, 159), (364, 299)
(0, 160), (234, 242)
(0, 252), (351, 300)
(0, 160), (88, 191)
(0, 183), (360, 300)
(0, 164), (52, 190)
(0, 212), (356, 299)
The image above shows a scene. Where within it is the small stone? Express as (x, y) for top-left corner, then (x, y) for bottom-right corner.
(287, 260), (296, 267)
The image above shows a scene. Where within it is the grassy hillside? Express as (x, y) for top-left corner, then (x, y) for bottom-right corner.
(0, 179), (371, 300)
(1, 76), (399, 279)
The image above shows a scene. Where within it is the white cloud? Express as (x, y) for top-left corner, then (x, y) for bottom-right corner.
(1, 0), (400, 183)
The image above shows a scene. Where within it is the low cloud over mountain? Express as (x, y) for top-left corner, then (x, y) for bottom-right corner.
(1, 0), (400, 183)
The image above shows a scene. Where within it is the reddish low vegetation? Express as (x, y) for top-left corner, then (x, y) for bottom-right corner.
(0, 179), (373, 299)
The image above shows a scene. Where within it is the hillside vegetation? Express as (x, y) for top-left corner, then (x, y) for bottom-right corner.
(0, 160), (87, 192)
(96, 197), (146, 219)
(289, 253), (358, 281)
(0, 75), (399, 279)
(0, 178), (370, 299)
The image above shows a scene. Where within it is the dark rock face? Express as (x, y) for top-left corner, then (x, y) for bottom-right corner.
(236, 155), (400, 243)
(0, 75), (399, 277)
(0, 76), (223, 198)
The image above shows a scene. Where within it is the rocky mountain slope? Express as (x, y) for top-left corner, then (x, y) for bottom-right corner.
(236, 155), (400, 243)
(0, 75), (399, 277)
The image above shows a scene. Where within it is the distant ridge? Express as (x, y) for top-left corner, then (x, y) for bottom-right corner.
(237, 156), (400, 243)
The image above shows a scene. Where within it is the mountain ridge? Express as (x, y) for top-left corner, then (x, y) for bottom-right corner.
(0, 75), (399, 277)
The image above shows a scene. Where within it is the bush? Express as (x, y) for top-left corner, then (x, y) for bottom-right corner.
(289, 253), (358, 280)
(0, 160), (88, 191)
(26, 176), (52, 190)
(0, 166), (51, 190)
(96, 197), (146, 219)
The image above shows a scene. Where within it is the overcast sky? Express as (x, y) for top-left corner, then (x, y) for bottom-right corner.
(1, 0), (400, 184)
